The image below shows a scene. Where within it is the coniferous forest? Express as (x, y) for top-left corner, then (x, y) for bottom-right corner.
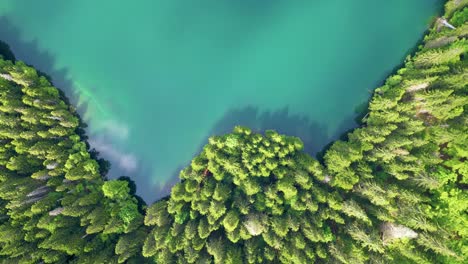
(0, 1), (467, 263)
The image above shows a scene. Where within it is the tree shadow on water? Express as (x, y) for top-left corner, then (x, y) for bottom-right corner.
(98, 104), (363, 203)
(0, 16), (133, 188)
(147, 106), (331, 203)
(130, 162), (183, 204)
(0, 17), (74, 96)
(1, 16), (108, 142)
(207, 105), (330, 156)
(0, 39), (15, 61)
(0, 17), (99, 120)
(206, 105), (364, 164)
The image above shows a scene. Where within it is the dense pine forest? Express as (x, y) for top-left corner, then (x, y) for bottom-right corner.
(0, 1), (467, 263)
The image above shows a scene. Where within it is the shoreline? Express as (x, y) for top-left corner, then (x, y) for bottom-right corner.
(0, 4), (445, 204)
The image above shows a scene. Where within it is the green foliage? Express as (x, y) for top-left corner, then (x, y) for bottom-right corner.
(0, 0), (466, 263)
(102, 180), (130, 200)
(450, 7), (468, 26)
(141, 128), (336, 262)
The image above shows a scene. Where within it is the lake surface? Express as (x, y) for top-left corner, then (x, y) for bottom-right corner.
(0, 0), (442, 202)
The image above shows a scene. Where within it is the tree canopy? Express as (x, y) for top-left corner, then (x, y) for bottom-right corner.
(0, 0), (466, 263)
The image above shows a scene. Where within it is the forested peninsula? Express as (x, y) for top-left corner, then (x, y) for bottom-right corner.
(0, 1), (467, 263)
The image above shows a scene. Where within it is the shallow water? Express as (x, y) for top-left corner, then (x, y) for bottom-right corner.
(0, 0), (442, 202)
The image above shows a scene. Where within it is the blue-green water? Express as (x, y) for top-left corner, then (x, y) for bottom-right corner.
(0, 0), (442, 202)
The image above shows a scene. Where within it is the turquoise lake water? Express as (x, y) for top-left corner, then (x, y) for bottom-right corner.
(0, 0), (442, 202)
